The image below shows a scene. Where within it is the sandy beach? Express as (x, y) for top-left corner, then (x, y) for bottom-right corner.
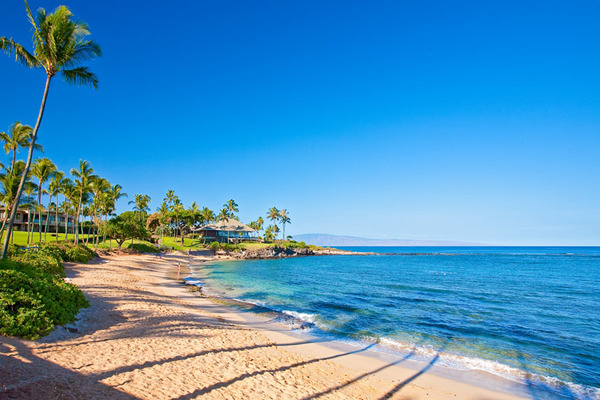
(0, 253), (528, 399)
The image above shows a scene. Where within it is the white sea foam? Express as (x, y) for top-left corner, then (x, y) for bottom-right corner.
(375, 337), (600, 400)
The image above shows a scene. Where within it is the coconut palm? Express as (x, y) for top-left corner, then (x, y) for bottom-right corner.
(164, 190), (176, 210)
(89, 176), (110, 248)
(30, 157), (56, 242)
(0, 2), (102, 257)
(71, 160), (96, 243)
(129, 194), (151, 222)
(60, 178), (76, 240)
(0, 161), (35, 241)
(279, 209), (291, 241)
(201, 207), (215, 225)
(47, 170), (64, 241)
(0, 122), (43, 167)
(224, 199), (239, 218)
(267, 207), (280, 238)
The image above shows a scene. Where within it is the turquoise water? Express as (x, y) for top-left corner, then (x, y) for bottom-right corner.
(195, 247), (600, 399)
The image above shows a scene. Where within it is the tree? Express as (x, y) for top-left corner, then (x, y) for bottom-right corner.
(71, 160), (96, 244)
(263, 225), (275, 242)
(102, 213), (148, 248)
(267, 207), (280, 239)
(224, 199), (239, 219)
(0, 161), (33, 240)
(129, 194), (151, 222)
(279, 209), (291, 241)
(0, 2), (102, 258)
(30, 157), (56, 242)
(47, 170), (64, 241)
(0, 122), (43, 167)
(89, 176), (110, 249)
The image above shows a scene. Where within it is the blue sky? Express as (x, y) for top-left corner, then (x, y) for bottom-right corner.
(1, 1), (599, 245)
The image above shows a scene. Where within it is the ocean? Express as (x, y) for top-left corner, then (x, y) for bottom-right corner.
(191, 247), (600, 399)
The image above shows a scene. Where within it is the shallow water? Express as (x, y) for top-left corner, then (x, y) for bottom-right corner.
(195, 247), (600, 399)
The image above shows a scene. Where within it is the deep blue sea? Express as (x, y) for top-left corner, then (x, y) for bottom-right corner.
(193, 247), (600, 399)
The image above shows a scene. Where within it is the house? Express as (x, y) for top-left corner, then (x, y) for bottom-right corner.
(0, 207), (76, 232)
(192, 220), (258, 243)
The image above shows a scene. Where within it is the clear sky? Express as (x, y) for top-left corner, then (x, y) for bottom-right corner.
(1, 1), (599, 245)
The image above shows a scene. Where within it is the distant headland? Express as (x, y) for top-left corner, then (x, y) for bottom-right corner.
(293, 234), (486, 247)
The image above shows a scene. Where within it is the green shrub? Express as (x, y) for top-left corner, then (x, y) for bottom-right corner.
(210, 242), (242, 252)
(40, 243), (94, 264)
(13, 251), (64, 277)
(0, 268), (89, 340)
(128, 242), (160, 253)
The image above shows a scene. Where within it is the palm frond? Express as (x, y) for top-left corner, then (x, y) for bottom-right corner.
(62, 66), (98, 89)
(0, 37), (38, 67)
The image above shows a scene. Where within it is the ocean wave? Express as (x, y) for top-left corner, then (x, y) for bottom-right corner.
(375, 337), (600, 400)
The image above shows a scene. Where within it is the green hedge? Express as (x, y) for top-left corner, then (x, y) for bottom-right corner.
(210, 242), (243, 252)
(127, 242), (160, 253)
(0, 242), (93, 340)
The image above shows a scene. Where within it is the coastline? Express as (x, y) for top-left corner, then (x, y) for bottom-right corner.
(2, 253), (529, 399)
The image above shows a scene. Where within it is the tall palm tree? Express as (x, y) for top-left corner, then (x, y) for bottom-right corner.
(0, 122), (43, 167)
(129, 194), (151, 222)
(46, 170), (64, 241)
(0, 162), (31, 240)
(0, 2), (102, 257)
(30, 157), (56, 242)
(224, 199), (239, 218)
(104, 184), (126, 246)
(279, 209), (291, 241)
(60, 178), (76, 240)
(201, 207), (215, 225)
(71, 160), (95, 244)
(89, 176), (110, 248)
(267, 207), (280, 239)
(164, 190), (175, 210)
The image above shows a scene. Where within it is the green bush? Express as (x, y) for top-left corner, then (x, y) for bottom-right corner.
(210, 242), (242, 252)
(0, 268), (89, 340)
(13, 251), (64, 277)
(128, 242), (160, 253)
(40, 243), (94, 264)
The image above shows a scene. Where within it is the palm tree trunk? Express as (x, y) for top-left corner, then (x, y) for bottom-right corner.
(1, 75), (52, 258)
(74, 191), (83, 244)
(55, 201), (60, 241)
(44, 197), (51, 242)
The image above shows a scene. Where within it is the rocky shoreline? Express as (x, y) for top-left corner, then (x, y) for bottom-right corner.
(213, 246), (377, 259)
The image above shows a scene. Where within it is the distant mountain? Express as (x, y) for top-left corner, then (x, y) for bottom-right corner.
(293, 233), (484, 247)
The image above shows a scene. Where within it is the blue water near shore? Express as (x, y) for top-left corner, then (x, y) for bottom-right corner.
(196, 247), (600, 399)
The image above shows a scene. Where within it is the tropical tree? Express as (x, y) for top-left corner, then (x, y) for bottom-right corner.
(129, 194), (151, 222)
(30, 157), (56, 242)
(0, 161), (33, 241)
(0, 122), (42, 167)
(0, 2), (102, 257)
(89, 176), (110, 249)
(47, 170), (64, 241)
(71, 160), (95, 243)
(267, 207), (280, 238)
(201, 207), (214, 224)
(279, 209), (291, 241)
(263, 225), (275, 242)
(224, 199), (239, 218)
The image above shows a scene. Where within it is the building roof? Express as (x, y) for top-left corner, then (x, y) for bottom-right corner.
(192, 219), (255, 233)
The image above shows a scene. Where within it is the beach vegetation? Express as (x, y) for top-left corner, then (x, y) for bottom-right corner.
(127, 242), (160, 254)
(102, 212), (149, 248)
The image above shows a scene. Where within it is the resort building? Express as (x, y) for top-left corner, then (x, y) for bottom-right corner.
(192, 220), (258, 243)
(0, 207), (76, 232)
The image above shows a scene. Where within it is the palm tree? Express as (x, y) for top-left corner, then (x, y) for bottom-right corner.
(0, 162), (32, 239)
(224, 199), (239, 218)
(164, 190), (175, 210)
(189, 202), (200, 241)
(46, 170), (64, 241)
(0, 2), (102, 258)
(0, 122), (43, 167)
(129, 194), (151, 222)
(89, 176), (110, 249)
(103, 184), (126, 247)
(23, 183), (37, 245)
(71, 160), (95, 244)
(31, 157), (56, 242)
(279, 209), (291, 241)
(267, 207), (280, 239)
(218, 208), (231, 243)
(201, 207), (215, 224)
(60, 178), (76, 240)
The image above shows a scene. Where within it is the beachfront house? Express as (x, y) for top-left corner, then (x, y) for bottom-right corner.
(0, 207), (76, 232)
(192, 220), (258, 243)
